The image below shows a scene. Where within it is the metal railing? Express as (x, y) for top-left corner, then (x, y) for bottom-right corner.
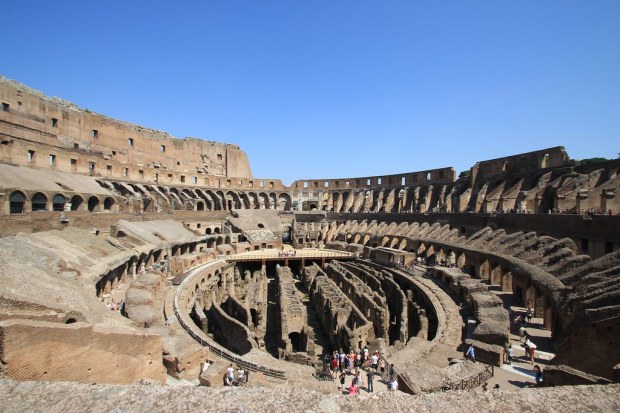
(225, 251), (355, 262)
(173, 259), (287, 380)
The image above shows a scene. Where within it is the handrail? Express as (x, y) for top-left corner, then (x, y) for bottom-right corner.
(225, 251), (354, 262)
(173, 259), (287, 380)
(441, 362), (494, 391)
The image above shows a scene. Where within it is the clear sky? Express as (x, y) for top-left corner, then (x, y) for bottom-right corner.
(2, 1), (619, 185)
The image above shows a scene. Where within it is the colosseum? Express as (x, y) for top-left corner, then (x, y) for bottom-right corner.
(1, 75), (619, 412)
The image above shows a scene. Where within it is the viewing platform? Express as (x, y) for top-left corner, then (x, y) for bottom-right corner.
(224, 248), (356, 268)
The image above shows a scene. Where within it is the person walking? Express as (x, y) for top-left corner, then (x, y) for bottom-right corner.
(466, 345), (476, 363)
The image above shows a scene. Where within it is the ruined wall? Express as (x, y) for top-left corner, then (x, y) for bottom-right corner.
(306, 265), (374, 352)
(0, 76), (269, 184)
(324, 262), (389, 341)
(0, 319), (165, 384)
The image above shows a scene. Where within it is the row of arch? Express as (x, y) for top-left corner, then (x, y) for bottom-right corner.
(8, 190), (116, 214)
(307, 185), (454, 214)
(100, 179), (294, 213)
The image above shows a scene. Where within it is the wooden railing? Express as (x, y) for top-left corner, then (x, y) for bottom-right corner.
(442, 362), (494, 391)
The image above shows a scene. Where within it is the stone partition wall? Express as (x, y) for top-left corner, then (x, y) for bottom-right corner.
(0, 319), (165, 384)
(324, 261), (390, 341)
(305, 264), (374, 352)
(277, 266), (313, 363)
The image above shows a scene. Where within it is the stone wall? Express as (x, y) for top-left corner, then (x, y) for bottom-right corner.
(0, 76), (254, 180)
(0, 320), (165, 384)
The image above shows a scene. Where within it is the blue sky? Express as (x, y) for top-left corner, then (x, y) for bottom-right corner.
(2, 1), (619, 185)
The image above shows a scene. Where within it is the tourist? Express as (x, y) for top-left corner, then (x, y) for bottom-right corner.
(466, 345), (476, 363)
(526, 306), (533, 324)
(237, 368), (245, 385)
(338, 371), (346, 391)
(524, 338), (537, 364)
(349, 382), (358, 396)
(505, 344), (513, 365)
(227, 363), (235, 385)
(389, 363), (396, 382)
(366, 368), (374, 393)
(493, 384), (500, 390)
(389, 378), (398, 391)
(379, 357), (386, 377)
(519, 325), (527, 342)
(201, 360), (210, 373)
(371, 352), (379, 371)
(481, 382), (488, 391)
(534, 365), (543, 385)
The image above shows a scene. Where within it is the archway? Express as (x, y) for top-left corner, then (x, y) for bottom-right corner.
(52, 194), (66, 212)
(9, 191), (26, 214)
(88, 196), (100, 212)
(70, 195), (83, 211)
(31, 192), (48, 211)
(103, 197), (115, 211)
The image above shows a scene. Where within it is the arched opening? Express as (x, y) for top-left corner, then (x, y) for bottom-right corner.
(197, 201), (205, 211)
(206, 228), (212, 235)
(31, 192), (48, 211)
(65, 318), (77, 324)
(52, 194), (66, 212)
(88, 196), (100, 212)
(70, 195), (83, 211)
(9, 191), (26, 214)
(103, 197), (115, 211)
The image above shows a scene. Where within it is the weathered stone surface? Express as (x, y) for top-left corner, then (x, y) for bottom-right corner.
(2, 379), (620, 413)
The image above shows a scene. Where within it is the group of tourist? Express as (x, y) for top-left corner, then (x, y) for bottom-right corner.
(325, 348), (398, 394)
(105, 298), (124, 313)
(547, 208), (613, 216)
(224, 363), (248, 387)
(277, 250), (297, 257)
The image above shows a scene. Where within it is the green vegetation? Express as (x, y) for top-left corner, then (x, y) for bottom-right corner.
(579, 157), (610, 165)
(458, 170), (471, 180)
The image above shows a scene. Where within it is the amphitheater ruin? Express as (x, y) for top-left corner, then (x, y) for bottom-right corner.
(1, 76), (619, 411)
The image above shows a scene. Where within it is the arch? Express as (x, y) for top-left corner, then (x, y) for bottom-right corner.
(197, 201), (205, 211)
(269, 193), (277, 210)
(70, 195), (83, 211)
(52, 194), (66, 212)
(206, 228), (212, 235)
(216, 236), (224, 246)
(31, 192), (48, 211)
(88, 196), (100, 212)
(389, 237), (399, 249)
(417, 243), (427, 255)
(226, 191), (241, 210)
(258, 192), (269, 209)
(239, 192), (251, 209)
(248, 192), (260, 209)
(332, 192), (341, 213)
(103, 197), (115, 211)
(278, 193), (291, 211)
(9, 191), (26, 214)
